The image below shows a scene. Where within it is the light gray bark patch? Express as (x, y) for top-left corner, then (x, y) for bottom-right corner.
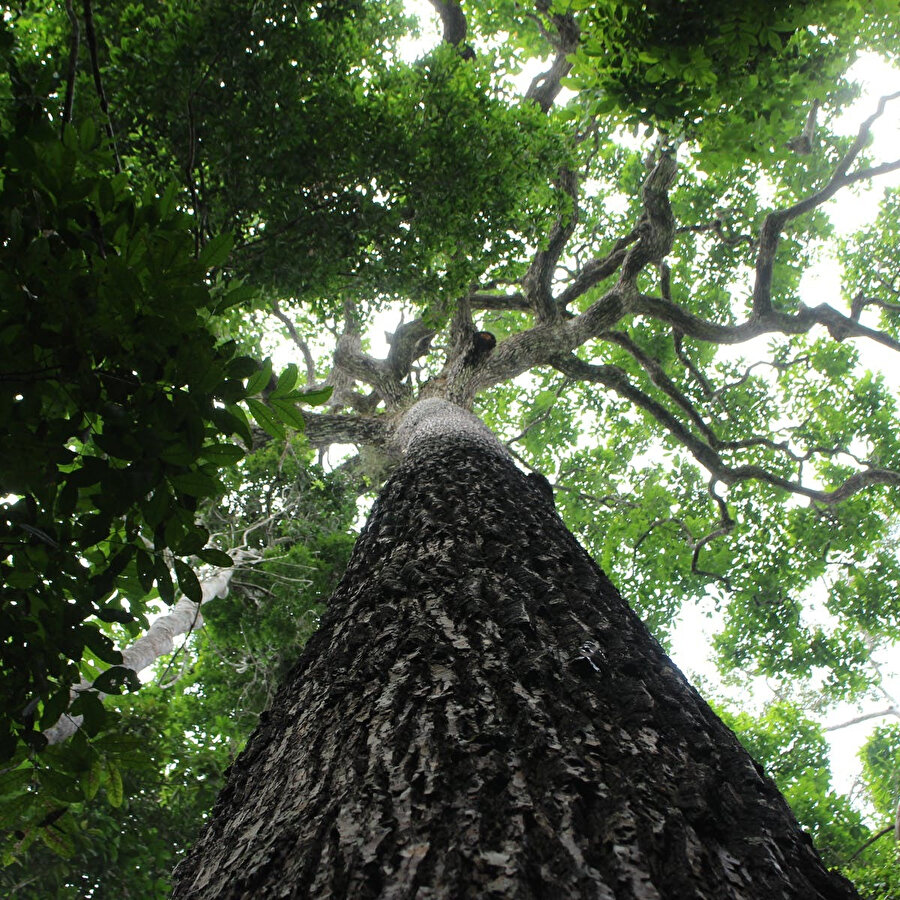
(389, 397), (507, 460)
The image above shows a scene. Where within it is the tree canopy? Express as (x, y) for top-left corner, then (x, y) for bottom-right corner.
(1, 0), (900, 895)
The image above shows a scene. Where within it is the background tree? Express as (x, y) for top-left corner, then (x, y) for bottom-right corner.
(2, 0), (900, 895)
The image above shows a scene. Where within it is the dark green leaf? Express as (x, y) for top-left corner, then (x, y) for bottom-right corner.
(92, 666), (141, 695)
(174, 559), (203, 603)
(196, 547), (234, 567)
(197, 232), (234, 270)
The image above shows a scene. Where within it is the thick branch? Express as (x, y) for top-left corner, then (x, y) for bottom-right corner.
(524, 7), (579, 113)
(753, 91), (900, 317)
(469, 291), (532, 313)
(302, 411), (389, 450)
(619, 153), (678, 285)
(633, 293), (900, 353)
(44, 566), (236, 745)
(427, 0), (473, 57)
(387, 318), (436, 381)
(333, 329), (410, 408)
(523, 168), (579, 323)
(551, 353), (900, 506)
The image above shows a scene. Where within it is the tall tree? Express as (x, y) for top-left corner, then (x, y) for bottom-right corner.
(170, 399), (860, 897)
(3, 0), (900, 894)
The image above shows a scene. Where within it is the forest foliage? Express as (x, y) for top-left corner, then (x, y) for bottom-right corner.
(1, 0), (900, 896)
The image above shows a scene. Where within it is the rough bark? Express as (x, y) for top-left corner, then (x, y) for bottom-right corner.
(171, 401), (857, 899)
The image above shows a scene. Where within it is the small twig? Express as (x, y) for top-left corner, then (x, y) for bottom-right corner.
(271, 299), (317, 385)
(61, 0), (80, 133)
(845, 823), (894, 863)
(824, 705), (900, 732)
(81, 0), (121, 173)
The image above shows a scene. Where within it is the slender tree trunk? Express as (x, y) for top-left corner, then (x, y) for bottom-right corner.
(171, 401), (857, 899)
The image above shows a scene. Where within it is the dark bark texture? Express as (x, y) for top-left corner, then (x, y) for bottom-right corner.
(171, 428), (858, 899)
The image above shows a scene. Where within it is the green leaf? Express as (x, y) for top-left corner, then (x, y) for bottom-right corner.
(81, 625), (123, 666)
(245, 357), (274, 397)
(78, 116), (98, 150)
(155, 558), (175, 604)
(135, 549), (155, 593)
(226, 355), (261, 379)
(196, 547), (234, 567)
(245, 397), (286, 439)
(82, 758), (103, 800)
(39, 821), (76, 859)
(95, 606), (135, 625)
(0, 769), (32, 798)
(298, 385), (333, 406)
(215, 282), (258, 313)
(169, 471), (223, 498)
(142, 487), (171, 529)
(197, 231), (234, 270)
(174, 558), (203, 603)
(104, 760), (124, 808)
(270, 364), (299, 398)
(200, 442), (245, 466)
(268, 397), (306, 432)
(93, 666), (141, 695)
(40, 689), (72, 730)
(42, 769), (83, 804)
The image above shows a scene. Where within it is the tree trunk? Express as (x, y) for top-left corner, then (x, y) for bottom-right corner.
(171, 401), (857, 899)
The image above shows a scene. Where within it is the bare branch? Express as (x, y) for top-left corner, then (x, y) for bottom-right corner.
(44, 563), (239, 745)
(505, 378), (568, 446)
(692, 480), (734, 585)
(673, 330), (714, 398)
(845, 824), (895, 864)
(601, 330), (717, 444)
(555, 228), (640, 310)
(271, 299), (317, 385)
(851, 291), (900, 321)
(824, 706), (900, 732)
(753, 92), (900, 317)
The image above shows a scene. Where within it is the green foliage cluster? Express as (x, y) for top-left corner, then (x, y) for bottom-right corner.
(1, 441), (355, 895)
(565, 0), (889, 158)
(0, 10), (333, 856)
(51, 0), (566, 311)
